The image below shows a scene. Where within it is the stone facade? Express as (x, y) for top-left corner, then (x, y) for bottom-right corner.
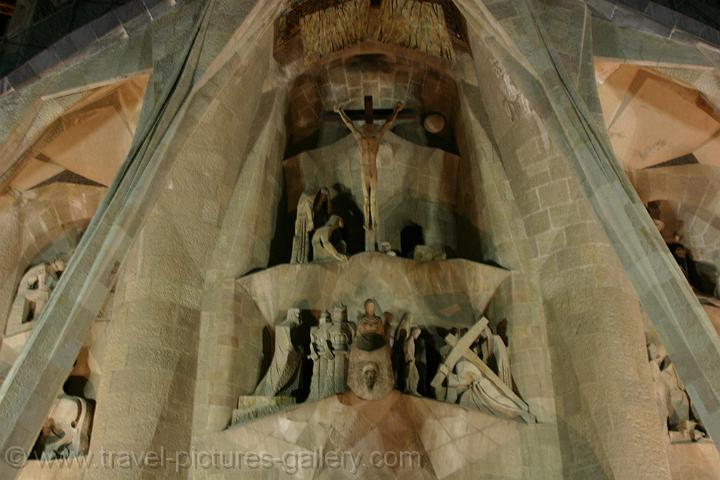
(0, 0), (719, 479)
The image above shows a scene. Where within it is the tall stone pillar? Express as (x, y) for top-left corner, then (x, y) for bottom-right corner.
(452, 8), (672, 476)
(88, 24), (279, 478)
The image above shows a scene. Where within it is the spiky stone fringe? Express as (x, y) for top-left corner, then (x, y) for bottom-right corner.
(300, 0), (454, 63)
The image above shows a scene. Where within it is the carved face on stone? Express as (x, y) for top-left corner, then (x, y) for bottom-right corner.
(364, 299), (375, 316)
(362, 362), (379, 390)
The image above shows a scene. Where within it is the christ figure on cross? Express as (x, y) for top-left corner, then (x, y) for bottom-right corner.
(333, 100), (404, 232)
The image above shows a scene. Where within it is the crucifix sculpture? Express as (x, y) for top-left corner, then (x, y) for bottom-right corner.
(332, 96), (405, 248)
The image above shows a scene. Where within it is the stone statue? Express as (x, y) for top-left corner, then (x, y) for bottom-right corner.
(441, 359), (530, 421)
(327, 303), (354, 394)
(647, 338), (706, 442)
(392, 312), (413, 391)
(480, 323), (512, 388)
(291, 187), (331, 264)
(36, 395), (92, 460)
(491, 59), (532, 122)
(311, 215), (348, 263)
(308, 312), (334, 400)
(9, 259), (66, 328)
(355, 298), (388, 351)
(254, 309), (302, 397)
(404, 327), (422, 396)
(347, 299), (395, 400)
(432, 317), (534, 423)
(379, 242), (397, 256)
(334, 102), (404, 232)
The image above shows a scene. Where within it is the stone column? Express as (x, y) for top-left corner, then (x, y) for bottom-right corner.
(88, 23), (279, 478)
(453, 8), (672, 476)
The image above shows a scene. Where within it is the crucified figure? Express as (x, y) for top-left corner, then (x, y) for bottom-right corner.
(334, 101), (404, 231)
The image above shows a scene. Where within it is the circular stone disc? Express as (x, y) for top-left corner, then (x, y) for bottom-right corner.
(423, 113), (446, 134)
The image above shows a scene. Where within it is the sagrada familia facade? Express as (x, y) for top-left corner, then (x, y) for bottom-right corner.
(0, 0), (719, 478)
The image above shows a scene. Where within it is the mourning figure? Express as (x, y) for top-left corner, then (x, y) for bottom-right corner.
(254, 309), (302, 397)
(291, 187), (331, 264)
(311, 215), (348, 263)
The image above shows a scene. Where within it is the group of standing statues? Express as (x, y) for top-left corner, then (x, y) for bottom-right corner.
(249, 299), (535, 423)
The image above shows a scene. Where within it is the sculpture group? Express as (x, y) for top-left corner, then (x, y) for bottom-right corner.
(291, 187), (348, 264)
(236, 299), (535, 425)
(647, 336), (708, 442)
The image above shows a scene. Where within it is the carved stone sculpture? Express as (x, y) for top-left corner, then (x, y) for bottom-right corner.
(404, 327), (422, 396)
(311, 215), (348, 263)
(347, 299), (395, 400)
(480, 324), (512, 388)
(355, 298), (388, 351)
(432, 317), (534, 423)
(334, 102), (403, 233)
(291, 188), (331, 264)
(392, 312), (413, 392)
(8, 259), (66, 332)
(327, 303), (354, 394)
(647, 338), (706, 442)
(491, 59), (532, 122)
(254, 309), (302, 397)
(37, 395), (92, 460)
(308, 312), (334, 400)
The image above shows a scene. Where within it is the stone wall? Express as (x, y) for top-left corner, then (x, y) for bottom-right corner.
(287, 48), (458, 152)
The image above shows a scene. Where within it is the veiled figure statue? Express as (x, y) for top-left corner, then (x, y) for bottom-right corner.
(311, 215), (348, 263)
(440, 360), (529, 421)
(253, 309), (302, 397)
(479, 323), (512, 388)
(291, 187), (331, 264)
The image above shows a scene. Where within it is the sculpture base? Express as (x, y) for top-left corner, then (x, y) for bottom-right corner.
(231, 396), (295, 426)
(365, 228), (377, 252)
